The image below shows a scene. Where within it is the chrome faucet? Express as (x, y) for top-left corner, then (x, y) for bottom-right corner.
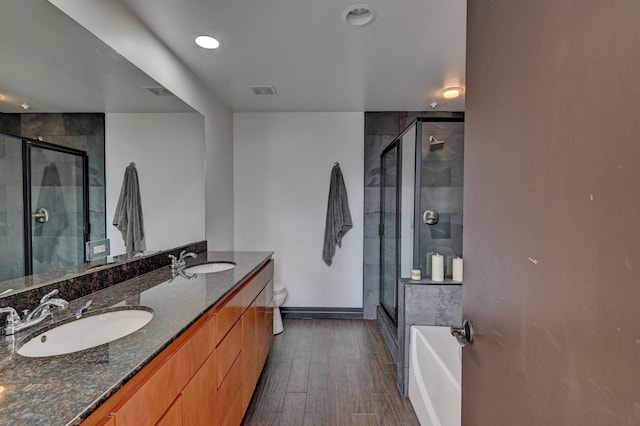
(168, 250), (197, 270)
(0, 289), (69, 335)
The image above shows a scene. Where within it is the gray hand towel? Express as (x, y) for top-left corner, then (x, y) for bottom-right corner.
(322, 164), (353, 266)
(112, 163), (145, 256)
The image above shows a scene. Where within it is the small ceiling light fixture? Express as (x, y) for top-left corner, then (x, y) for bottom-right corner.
(342, 4), (376, 26)
(194, 35), (220, 50)
(20, 102), (31, 110)
(440, 87), (465, 99)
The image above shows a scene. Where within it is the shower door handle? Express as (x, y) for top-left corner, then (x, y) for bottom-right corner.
(451, 319), (474, 347)
(33, 208), (49, 224)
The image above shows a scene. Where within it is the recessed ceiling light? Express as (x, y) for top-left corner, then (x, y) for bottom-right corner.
(440, 87), (464, 99)
(20, 102), (30, 110)
(194, 35), (220, 50)
(342, 4), (376, 26)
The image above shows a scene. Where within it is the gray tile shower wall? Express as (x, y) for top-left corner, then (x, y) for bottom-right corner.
(0, 134), (25, 281)
(362, 111), (464, 319)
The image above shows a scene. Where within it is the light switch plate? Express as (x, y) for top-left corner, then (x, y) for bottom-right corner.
(85, 239), (110, 261)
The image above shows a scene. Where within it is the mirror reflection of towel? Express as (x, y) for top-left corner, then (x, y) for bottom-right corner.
(33, 162), (68, 263)
(112, 163), (145, 256)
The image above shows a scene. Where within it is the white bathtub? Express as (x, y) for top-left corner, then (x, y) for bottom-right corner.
(409, 325), (462, 426)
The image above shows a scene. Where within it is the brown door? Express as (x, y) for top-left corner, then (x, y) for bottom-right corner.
(463, 1), (640, 425)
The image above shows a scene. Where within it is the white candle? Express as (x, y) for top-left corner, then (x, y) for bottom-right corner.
(411, 269), (421, 281)
(431, 254), (444, 282)
(452, 257), (463, 282)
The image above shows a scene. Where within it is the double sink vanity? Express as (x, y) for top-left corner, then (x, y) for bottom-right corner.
(0, 250), (274, 425)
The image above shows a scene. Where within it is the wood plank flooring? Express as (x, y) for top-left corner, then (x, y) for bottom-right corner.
(242, 319), (420, 426)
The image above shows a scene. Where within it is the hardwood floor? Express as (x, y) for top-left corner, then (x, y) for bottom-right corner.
(242, 319), (420, 426)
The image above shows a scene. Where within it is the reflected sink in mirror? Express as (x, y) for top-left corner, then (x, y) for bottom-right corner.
(184, 262), (236, 274)
(17, 306), (153, 358)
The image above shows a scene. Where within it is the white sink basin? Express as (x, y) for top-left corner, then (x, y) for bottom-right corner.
(184, 262), (236, 274)
(17, 307), (153, 358)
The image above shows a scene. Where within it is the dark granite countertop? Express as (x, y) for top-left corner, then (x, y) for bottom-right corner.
(0, 251), (273, 426)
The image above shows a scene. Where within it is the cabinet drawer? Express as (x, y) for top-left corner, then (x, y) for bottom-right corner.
(217, 319), (242, 388)
(265, 259), (274, 282)
(96, 416), (115, 426)
(113, 314), (215, 425)
(156, 394), (182, 426)
(221, 386), (243, 426)
(242, 269), (265, 310)
(216, 290), (243, 344)
(183, 350), (217, 426)
(217, 353), (243, 424)
(241, 303), (257, 412)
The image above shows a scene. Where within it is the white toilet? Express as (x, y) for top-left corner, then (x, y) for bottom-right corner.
(272, 286), (288, 335)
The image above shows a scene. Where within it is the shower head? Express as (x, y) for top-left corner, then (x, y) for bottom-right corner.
(428, 136), (445, 151)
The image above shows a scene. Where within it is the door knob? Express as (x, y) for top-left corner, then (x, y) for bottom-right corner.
(451, 319), (474, 347)
(33, 208), (49, 224)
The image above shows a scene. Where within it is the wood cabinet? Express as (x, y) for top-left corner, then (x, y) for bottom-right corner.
(156, 395), (183, 426)
(241, 301), (257, 412)
(182, 351), (217, 426)
(83, 259), (274, 426)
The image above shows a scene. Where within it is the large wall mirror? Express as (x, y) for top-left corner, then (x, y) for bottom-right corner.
(0, 0), (206, 297)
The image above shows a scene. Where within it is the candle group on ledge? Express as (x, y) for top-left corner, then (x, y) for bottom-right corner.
(425, 252), (463, 282)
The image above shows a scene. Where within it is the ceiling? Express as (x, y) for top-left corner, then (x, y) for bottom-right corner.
(0, 0), (466, 114)
(0, 0), (195, 113)
(117, 0), (467, 112)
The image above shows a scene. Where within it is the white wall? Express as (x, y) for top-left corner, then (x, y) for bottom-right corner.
(105, 113), (205, 255)
(234, 113), (364, 308)
(49, 0), (234, 250)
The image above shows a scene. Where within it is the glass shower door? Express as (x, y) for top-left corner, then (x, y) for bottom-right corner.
(29, 144), (87, 275)
(380, 141), (399, 323)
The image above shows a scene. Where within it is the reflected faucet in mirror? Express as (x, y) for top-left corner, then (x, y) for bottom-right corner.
(169, 251), (198, 270)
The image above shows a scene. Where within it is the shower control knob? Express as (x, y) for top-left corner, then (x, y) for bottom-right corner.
(33, 208), (49, 224)
(423, 209), (439, 225)
(451, 319), (474, 347)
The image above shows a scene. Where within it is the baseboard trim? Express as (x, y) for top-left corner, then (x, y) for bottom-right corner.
(281, 307), (363, 319)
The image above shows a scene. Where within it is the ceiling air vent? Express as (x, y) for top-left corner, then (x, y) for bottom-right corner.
(249, 85), (277, 95)
(142, 86), (174, 96)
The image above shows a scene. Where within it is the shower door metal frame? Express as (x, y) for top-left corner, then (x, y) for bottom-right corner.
(379, 139), (401, 325)
(379, 118), (421, 326)
(12, 133), (90, 276)
(378, 115), (466, 327)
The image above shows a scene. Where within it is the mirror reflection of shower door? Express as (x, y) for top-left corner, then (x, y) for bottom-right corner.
(28, 143), (88, 276)
(0, 133), (26, 283)
(380, 141), (399, 324)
